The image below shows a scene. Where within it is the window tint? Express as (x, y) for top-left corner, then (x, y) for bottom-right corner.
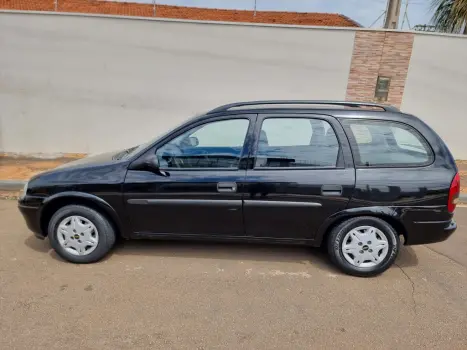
(261, 118), (312, 146)
(156, 119), (249, 169)
(255, 118), (339, 168)
(350, 124), (372, 144)
(345, 120), (432, 167)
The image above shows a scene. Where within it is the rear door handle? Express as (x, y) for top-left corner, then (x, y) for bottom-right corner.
(217, 182), (237, 193)
(321, 185), (342, 196)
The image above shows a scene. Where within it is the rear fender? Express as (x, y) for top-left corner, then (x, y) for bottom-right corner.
(314, 206), (404, 245)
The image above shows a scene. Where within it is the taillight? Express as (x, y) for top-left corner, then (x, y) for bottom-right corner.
(448, 173), (460, 213)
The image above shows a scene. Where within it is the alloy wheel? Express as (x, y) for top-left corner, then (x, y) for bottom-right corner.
(341, 225), (389, 268)
(56, 215), (99, 256)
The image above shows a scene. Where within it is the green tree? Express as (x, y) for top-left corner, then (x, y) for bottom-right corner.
(431, 0), (467, 33)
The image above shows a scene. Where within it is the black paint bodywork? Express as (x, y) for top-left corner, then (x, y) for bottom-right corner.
(18, 106), (457, 246)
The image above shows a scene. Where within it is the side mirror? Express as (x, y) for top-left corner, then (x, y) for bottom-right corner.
(188, 136), (199, 147)
(144, 156), (169, 177)
(180, 136), (199, 148)
(129, 155), (169, 176)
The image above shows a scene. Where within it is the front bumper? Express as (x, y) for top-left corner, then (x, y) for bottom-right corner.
(18, 199), (44, 239)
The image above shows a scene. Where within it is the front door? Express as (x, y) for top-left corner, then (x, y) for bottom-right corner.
(242, 114), (355, 243)
(124, 115), (255, 238)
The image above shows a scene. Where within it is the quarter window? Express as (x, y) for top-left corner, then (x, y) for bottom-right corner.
(344, 120), (433, 167)
(156, 119), (249, 169)
(254, 118), (339, 168)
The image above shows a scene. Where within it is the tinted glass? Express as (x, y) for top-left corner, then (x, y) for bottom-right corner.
(156, 119), (249, 169)
(345, 120), (432, 167)
(255, 118), (339, 168)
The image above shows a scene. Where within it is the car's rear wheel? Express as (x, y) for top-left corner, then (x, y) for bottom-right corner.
(327, 217), (400, 277)
(48, 205), (116, 263)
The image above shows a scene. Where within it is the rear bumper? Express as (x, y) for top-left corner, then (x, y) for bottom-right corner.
(405, 219), (456, 245)
(18, 200), (45, 239)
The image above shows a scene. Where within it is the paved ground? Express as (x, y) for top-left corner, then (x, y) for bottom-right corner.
(0, 200), (466, 350)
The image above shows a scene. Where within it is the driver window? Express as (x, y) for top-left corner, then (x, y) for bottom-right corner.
(156, 119), (249, 169)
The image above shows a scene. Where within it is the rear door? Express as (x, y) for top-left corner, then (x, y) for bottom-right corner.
(242, 113), (355, 242)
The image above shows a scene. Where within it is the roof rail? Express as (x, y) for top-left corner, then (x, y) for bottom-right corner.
(207, 100), (399, 114)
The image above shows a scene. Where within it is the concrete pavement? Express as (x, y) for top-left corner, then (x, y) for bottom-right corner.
(0, 199), (466, 349)
(430, 215), (467, 268)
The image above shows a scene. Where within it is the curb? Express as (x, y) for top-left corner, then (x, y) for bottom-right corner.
(0, 180), (26, 190)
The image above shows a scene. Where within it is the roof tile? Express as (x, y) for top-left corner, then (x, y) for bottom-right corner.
(0, 0), (360, 27)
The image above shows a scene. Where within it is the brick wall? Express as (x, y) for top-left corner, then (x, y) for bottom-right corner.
(346, 31), (414, 108)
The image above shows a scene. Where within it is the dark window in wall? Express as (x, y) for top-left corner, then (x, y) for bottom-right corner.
(375, 76), (391, 102)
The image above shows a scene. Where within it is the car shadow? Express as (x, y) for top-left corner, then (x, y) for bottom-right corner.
(24, 235), (51, 254)
(24, 235), (339, 271)
(24, 235), (66, 262)
(395, 246), (419, 268)
(112, 239), (340, 274)
(24, 235), (114, 263)
(24, 235), (419, 271)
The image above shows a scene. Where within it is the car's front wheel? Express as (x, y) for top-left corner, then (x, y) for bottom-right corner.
(327, 216), (400, 277)
(48, 205), (116, 263)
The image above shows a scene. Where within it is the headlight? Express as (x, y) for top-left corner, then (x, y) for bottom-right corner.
(19, 182), (28, 199)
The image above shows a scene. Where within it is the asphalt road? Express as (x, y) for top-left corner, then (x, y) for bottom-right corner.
(1, 200), (466, 350)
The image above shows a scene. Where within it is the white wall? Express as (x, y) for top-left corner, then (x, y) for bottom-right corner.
(0, 12), (355, 155)
(402, 34), (467, 159)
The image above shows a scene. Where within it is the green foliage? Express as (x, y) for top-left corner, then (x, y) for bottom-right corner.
(431, 0), (467, 33)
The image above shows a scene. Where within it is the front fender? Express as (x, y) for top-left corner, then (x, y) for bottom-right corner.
(40, 191), (123, 236)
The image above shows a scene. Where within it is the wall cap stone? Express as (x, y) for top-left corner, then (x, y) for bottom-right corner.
(1, 9), (467, 39)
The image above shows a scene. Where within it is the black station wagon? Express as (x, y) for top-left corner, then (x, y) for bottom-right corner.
(18, 101), (459, 277)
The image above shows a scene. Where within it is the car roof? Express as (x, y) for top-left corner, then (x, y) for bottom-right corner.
(193, 100), (417, 123)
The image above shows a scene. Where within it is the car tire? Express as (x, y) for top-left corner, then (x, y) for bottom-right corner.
(327, 216), (400, 277)
(48, 205), (116, 263)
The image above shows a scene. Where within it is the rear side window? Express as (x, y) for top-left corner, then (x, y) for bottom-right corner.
(343, 120), (433, 167)
(254, 118), (339, 168)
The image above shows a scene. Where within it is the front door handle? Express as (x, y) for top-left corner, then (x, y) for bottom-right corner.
(321, 185), (342, 196)
(217, 182), (237, 193)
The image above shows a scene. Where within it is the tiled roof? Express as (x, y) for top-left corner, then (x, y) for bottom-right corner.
(0, 0), (361, 27)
